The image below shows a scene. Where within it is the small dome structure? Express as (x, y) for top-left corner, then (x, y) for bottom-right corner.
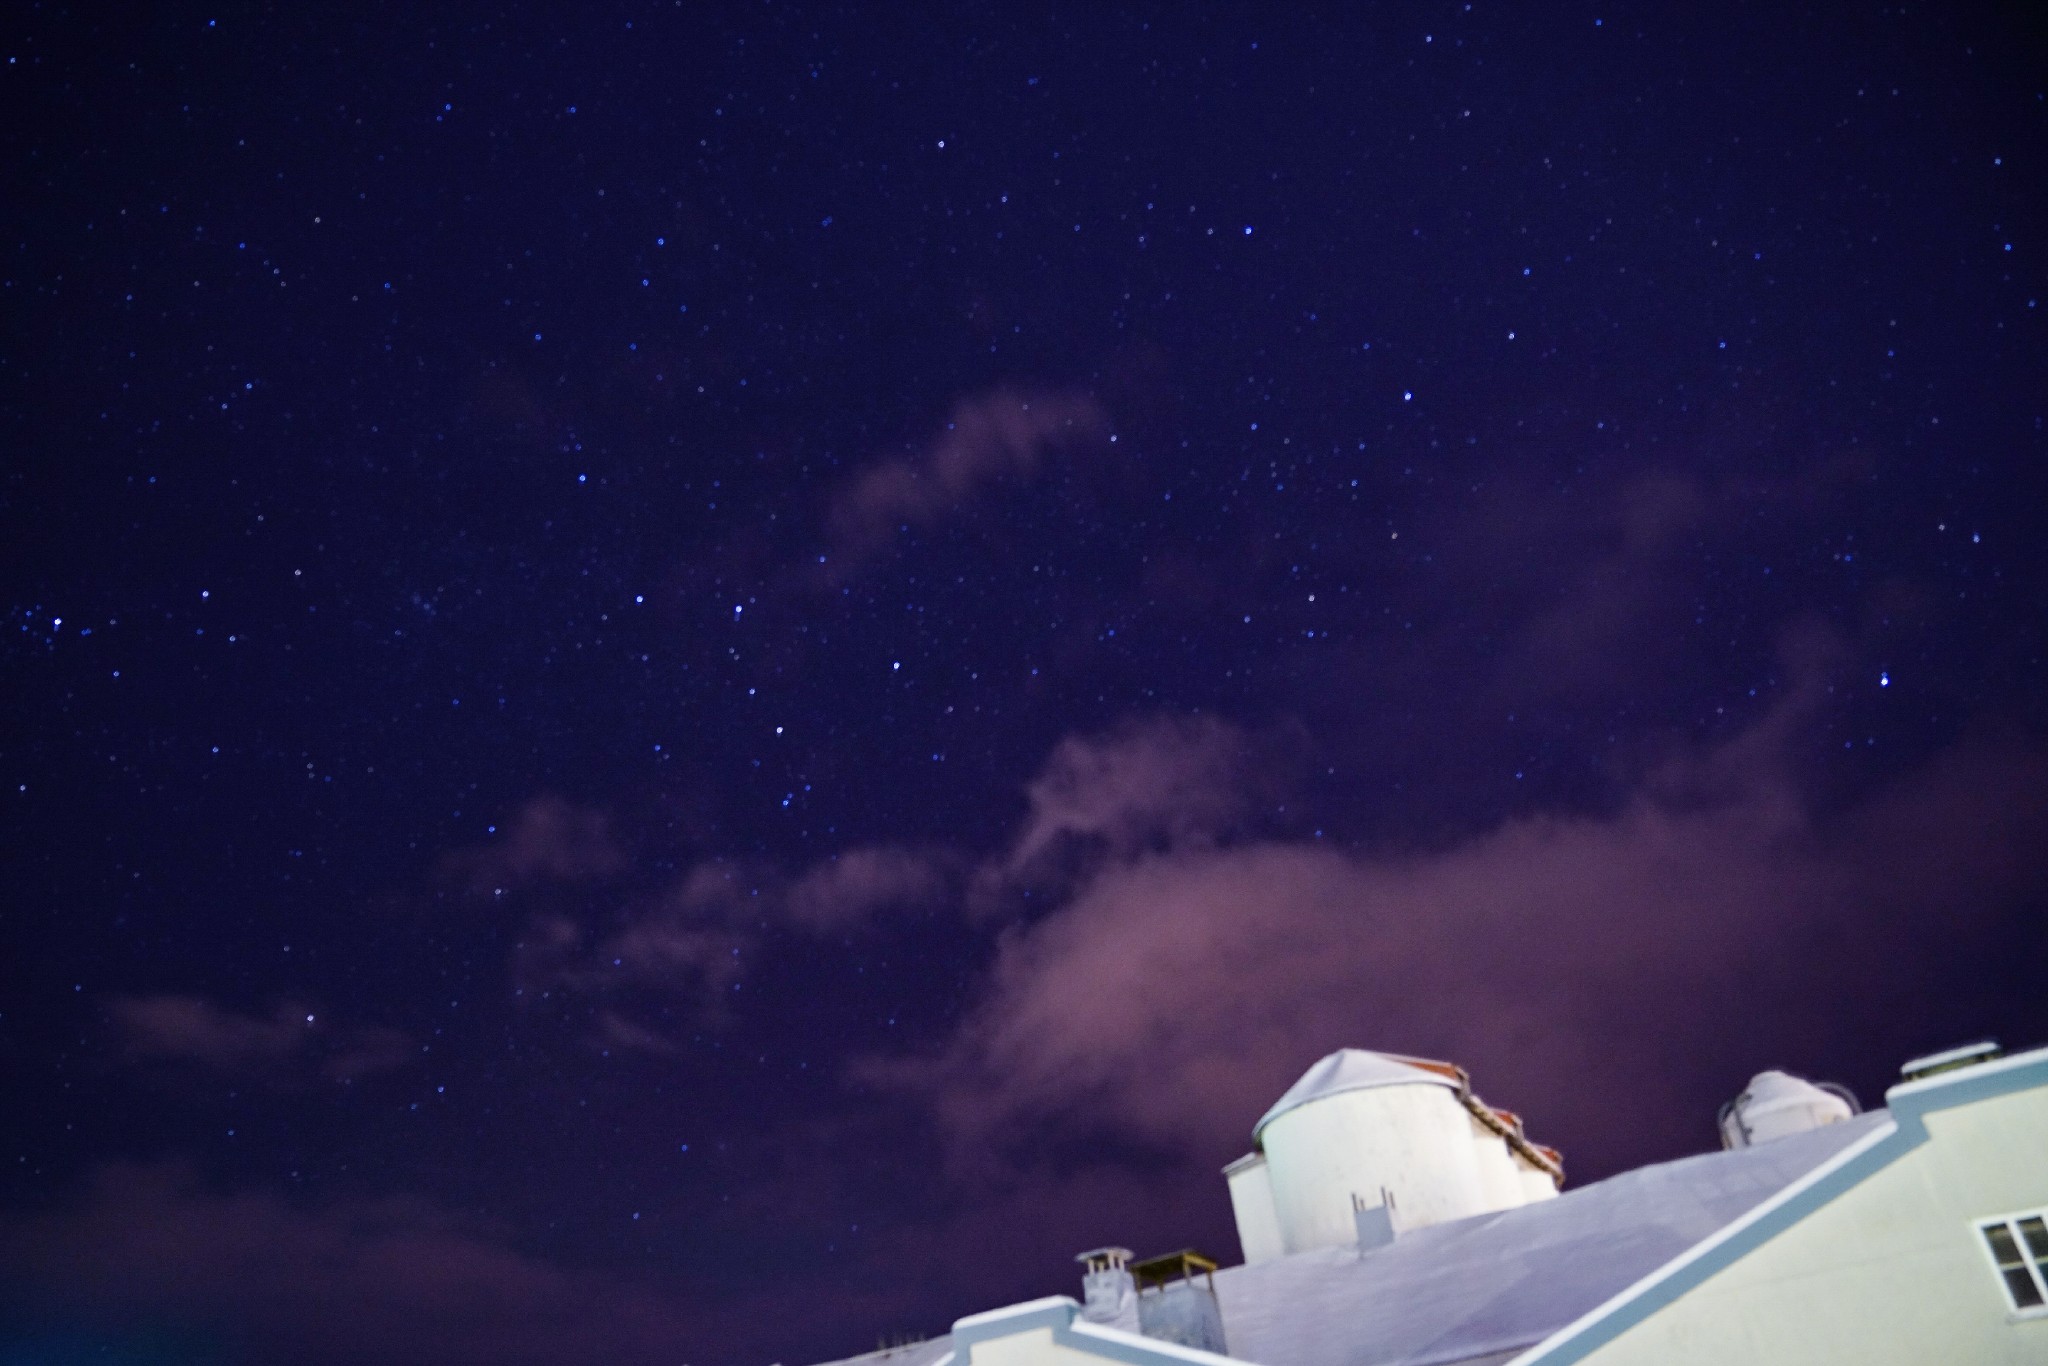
(1718, 1070), (1860, 1149)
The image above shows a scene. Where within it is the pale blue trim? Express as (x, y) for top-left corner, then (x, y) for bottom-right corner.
(950, 1297), (1081, 1355)
(949, 1298), (1256, 1366)
(1512, 1046), (2048, 1364)
(1062, 1319), (1250, 1366)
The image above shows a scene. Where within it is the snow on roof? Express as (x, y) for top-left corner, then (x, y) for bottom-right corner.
(1213, 1112), (1890, 1366)
(1252, 1049), (1461, 1143)
(802, 1116), (1884, 1366)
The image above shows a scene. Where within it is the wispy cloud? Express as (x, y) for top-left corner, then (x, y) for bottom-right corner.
(868, 681), (2048, 1182)
(524, 846), (954, 1047)
(111, 994), (310, 1068)
(785, 845), (952, 931)
(107, 995), (412, 1085)
(825, 388), (1110, 568)
(997, 715), (1279, 881)
(441, 796), (627, 896)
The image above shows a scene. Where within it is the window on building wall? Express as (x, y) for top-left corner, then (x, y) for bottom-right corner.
(1979, 1212), (2048, 1313)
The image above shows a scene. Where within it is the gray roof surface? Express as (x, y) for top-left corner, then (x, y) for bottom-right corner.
(1213, 1113), (1887, 1366)
(1253, 1051), (1460, 1141)
(802, 1113), (1883, 1366)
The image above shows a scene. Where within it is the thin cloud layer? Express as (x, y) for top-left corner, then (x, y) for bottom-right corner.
(442, 796), (627, 895)
(0, 1163), (708, 1366)
(827, 388), (1110, 565)
(524, 845), (954, 1045)
(785, 845), (952, 931)
(879, 703), (2048, 1182)
(110, 995), (312, 1070)
(1000, 715), (1272, 878)
(108, 995), (412, 1085)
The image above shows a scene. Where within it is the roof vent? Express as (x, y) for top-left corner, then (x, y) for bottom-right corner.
(1131, 1250), (1228, 1356)
(1717, 1070), (1859, 1149)
(1075, 1247), (1135, 1327)
(1352, 1188), (1398, 1252)
(1900, 1040), (2001, 1082)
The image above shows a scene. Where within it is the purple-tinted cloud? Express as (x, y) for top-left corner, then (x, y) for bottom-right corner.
(527, 846), (953, 1047)
(107, 995), (412, 1085)
(827, 388), (1110, 566)
(998, 715), (1272, 879)
(110, 995), (312, 1069)
(441, 796), (627, 895)
(785, 845), (952, 931)
(872, 687), (2048, 1183)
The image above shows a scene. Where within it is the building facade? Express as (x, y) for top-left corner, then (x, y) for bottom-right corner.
(813, 1043), (2048, 1366)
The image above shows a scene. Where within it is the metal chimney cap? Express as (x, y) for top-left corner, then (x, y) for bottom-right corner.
(1131, 1249), (1218, 1291)
(1076, 1247), (1133, 1269)
(1900, 1040), (2001, 1081)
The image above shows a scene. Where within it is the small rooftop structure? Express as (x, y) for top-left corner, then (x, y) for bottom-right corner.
(1130, 1250), (1227, 1355)
(1074, 1248), (1136, 1327)
(1076, 1247), (1134, 1274)
(1716, 1069), (1859, 1149)
(1131, 1250), (1218, 1292)
(802, 1041), (2048, 1366)
(1232, 1049), (1563, 1261)
(1899, 1038), (2001, 1080)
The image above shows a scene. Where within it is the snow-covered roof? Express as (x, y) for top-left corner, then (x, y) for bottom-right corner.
(1214, 1113), (1888, 1366)
(804, 1113), (1886, 1366)
(1251, 1049), (1461, 1143)
(807, 1115), (1883, 1366)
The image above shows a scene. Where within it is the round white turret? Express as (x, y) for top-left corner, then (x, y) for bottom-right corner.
(1254, 1050), (1491, 1254)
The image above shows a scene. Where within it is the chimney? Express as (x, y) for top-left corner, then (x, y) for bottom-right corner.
(1075, 1247), (1136, 1327)
(1131, 1251), (1228, 1356)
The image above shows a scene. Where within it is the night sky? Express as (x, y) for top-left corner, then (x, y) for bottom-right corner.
(5, 3), (2047, 1363)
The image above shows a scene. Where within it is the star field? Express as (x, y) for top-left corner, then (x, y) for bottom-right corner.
(3, 4), (2046, 1364)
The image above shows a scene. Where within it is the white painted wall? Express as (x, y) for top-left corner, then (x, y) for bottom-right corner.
(1469, 1114), (1528, 1211)
(1514, 1151), (1560, 1205)
(1563, 1076), (2048, 1366)
(1224, 1153), (1286, 1265)
(1261, 1083), (1494, 1252)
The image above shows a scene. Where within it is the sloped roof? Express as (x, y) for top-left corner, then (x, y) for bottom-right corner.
(1251, 1050), (1460, 1143)
(805, 1117), (1885, 1366)
(1212, 1112), (1889, 1366)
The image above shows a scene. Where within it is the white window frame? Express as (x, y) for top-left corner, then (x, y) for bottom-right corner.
(1976, 1208), (2048, 1321)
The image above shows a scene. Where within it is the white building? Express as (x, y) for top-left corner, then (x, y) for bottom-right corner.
(809, 1041), (2048, 1366)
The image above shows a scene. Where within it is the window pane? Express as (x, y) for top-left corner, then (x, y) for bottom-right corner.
(1986, 1223), (2024, 1266)
(2004, 1266), (2045, 1309)
(2019, 1216), (2048, 1261)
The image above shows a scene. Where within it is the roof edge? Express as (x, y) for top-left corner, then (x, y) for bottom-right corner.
(1508, 1043), (2048, 1365)
(949, 1296), (1259, 1366)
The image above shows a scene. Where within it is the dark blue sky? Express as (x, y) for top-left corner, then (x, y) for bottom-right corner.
(4, 3), (2045, 1363)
